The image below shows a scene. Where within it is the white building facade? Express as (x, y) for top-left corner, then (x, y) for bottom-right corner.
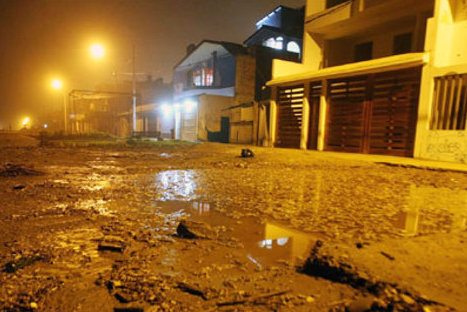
(268, 0), (467, 163)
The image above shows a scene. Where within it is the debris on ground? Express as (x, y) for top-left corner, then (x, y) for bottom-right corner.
(302, 240), (447, 312)
(176, 220), (215, 239)
(0, 163), (42, 177)
(240, 148), (254, 158)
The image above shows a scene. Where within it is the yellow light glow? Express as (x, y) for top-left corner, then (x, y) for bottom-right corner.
(22, 117), (30, 126)
(90, 43), (105, 59)
(51, 78), (63, 90)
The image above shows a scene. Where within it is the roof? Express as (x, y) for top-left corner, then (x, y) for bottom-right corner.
(174, 40), (246, 69)
(267, 53), (429, 86)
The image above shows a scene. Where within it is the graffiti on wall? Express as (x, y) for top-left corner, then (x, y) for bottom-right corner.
(425, 131), (467, 163)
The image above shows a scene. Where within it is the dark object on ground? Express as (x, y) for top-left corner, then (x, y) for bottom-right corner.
(0, 163), (42, 177)
(241, 149), (254, 158)
(217, 290), (289, 307)
(177, 282), (207, 300)
(176, 220), (214, 239)
(301, 240), (444, 312)
(114, 292), (133, 303)
(12, 185), (26, 190)
(114, 308), (144, 312)
(380, 251), (395, 261)
(98, 242), (125, 252)
(4, 256), (44, 273)
(98, 236), (125, 252)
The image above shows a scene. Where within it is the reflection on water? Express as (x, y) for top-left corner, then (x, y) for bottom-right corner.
(392, 185), (467, 236)
(156, 170), (197, 201)
(154, 200), (315, 266)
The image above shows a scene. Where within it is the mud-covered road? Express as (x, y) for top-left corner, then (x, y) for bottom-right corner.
(1, 136), (466, 311)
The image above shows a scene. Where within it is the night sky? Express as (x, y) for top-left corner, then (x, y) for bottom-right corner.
(0, 0), (305, 129)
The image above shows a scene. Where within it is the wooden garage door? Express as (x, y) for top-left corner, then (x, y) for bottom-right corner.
(276, 85), (304, 148)
(369, 69), (420, 156)
(326, 76), (367, 153)
(325, 68), (421, 156)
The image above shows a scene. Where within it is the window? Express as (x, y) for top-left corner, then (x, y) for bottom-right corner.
(354, 42), (373, 62)
(431, 74), (467, 130)
(286, 41), (300, 54)
(263, 37), (284, 50)
(275, 37), (284, 50)
(326, 0), (349, 9)
(393, 33), (412, 55)
(264, 37), (276, 48)
(193, 67), (214, 87)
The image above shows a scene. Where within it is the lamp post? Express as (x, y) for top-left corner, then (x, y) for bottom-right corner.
(90, 43), (137, 136)
(51, 78), (67, 132)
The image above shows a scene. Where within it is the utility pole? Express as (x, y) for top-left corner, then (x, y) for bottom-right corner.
(132, 44), (137, 135)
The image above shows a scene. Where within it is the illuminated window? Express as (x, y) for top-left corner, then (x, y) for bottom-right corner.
(275, 37), (284, 50)
(264, 37), (276, 48)
(431, 74), (467, 130)
(193, 67), (213, 87)
(286, 41), (300, 53)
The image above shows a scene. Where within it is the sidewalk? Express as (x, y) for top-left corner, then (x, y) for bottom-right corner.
(312, 150), (467, 173)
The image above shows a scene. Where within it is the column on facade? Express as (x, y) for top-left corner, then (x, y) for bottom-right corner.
(317, 79), (328, 151)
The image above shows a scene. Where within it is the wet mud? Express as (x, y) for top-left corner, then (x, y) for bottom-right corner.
(0, 140), (466, 311)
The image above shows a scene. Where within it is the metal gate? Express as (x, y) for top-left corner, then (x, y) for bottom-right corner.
(276, 85), (304, 148)
(326, 68), (421, 156)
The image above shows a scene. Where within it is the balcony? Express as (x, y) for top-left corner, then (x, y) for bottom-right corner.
(305, 0), (434, 39)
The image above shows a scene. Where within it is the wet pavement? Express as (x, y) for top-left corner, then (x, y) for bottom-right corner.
(0, 139), (466, 311)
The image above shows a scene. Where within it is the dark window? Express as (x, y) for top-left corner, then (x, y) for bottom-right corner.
(186, 70), (193, 87)
(354, 42), (373, 62)
(393, 33), (413, 55)
(326, 0), (349, 9)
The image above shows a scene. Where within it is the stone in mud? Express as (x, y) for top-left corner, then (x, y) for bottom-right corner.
(4, 255), (44, 273)
(347, 297), (375, 312)
(98, 235), (126, 252)
(114, 291), (133, 303)
(176, 220), (214, 239)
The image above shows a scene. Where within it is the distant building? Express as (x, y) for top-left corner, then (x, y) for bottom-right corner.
(227, 5), (304, 145)
(268, 0), (467, 163)
(172, 40), (255, 142)
(69, 76), (172, 137)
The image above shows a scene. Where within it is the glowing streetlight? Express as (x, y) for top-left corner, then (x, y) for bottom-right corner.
(50, 78), (67, 132)
(51, 78), (63, 90)
(90, 43), (105, 59)
(22, 117), (30, 127)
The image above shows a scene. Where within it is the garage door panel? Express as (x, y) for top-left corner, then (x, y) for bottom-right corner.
(276, 85), (304, 148)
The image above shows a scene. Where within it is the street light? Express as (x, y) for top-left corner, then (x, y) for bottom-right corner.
(89, 43), (137, 135)
(90, 43), (105, 59)
(50, 78), (67, 133)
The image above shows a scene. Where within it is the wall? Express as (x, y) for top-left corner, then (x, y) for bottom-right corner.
(414, 0), (467, 163)
(326, 18), (425, 67)
(234, 54), (256, 104)
(421, 131), (467, 163)
(197, 94), (233, 141)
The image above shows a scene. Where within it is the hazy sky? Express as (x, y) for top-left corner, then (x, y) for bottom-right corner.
(0, 0), (305, 128)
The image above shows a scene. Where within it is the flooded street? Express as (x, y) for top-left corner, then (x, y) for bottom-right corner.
(0, 139), (466, 311)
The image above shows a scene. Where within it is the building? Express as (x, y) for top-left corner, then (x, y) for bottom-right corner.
(227, 5), (304, 145)
(268, 0), (467, 163)
(172, 40), (256, 142)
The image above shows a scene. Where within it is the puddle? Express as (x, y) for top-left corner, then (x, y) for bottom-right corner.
(391, 185), (467, 236)
(155, 170), (198, 201)
(154, 200), (316, 267)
